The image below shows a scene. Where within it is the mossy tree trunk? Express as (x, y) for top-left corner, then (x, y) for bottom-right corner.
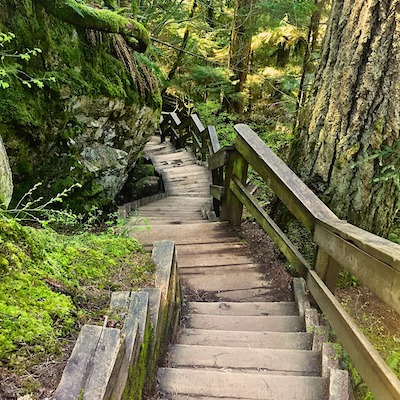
(37, 0), (149, 52)
(293, 0), (400, 237)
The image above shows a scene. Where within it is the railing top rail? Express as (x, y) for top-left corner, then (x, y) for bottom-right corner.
(234, 123), (400, 267)
(234, 123), (338, 232)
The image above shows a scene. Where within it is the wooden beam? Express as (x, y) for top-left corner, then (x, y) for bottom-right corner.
(170, 112), (181, 127)
(314, 248), (341, 293)
(208, 147), (232, 170)
(234, 124), (338, 233)
(220, 150), (247, 225)
(319, 219), (400, 272)
(307, 270), (400, 400)
(230, 177), (310, 278)
(190, 114), (205, 134)
(314, 223), (400, 315)
(206, 126), (220, 154)
(210, 184), (224, 201)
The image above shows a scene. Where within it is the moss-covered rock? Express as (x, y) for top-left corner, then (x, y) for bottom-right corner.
(0, 0), (161, 212)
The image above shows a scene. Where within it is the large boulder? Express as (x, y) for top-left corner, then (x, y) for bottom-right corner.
(0, 0), (161, 211)
(0, 136), (13, 208)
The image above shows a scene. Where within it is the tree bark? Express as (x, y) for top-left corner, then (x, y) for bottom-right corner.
(229, 0), (256, 113)
(37, 0), (149, 52)
(294, 0), (400, 237)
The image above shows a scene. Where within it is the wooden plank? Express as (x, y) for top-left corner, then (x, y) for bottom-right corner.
(206, 125), (220, 154)
(158, 368), (328, 399)
(234, 123), (338, 232)
(171, 344), (321, 375)
(83, 327), (124, 400)
(220, 150), (248, 225)
(230, 177), (310, 278)
(187, 301), (298, 316)
(153, 240), (176, 302)
(307, 269), (400, 400)
(208, 147), (232, 170)
(179, 328), (313, 349)
(127, 291), (149, 344)
(319, 219), (400, 272)
(55, 325), (103, 399)
(190, 114), (205, 134)
(210, 184), (224, 201)
(314, 248), (341, 293)
(314, 223), (400, 314)
(170, 112), (182, 127)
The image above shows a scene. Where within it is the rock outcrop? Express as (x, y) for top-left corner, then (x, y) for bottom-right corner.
(0, 0), (161, 211)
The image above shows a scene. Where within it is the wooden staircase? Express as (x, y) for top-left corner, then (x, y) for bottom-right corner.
(130, 136), (348, 399)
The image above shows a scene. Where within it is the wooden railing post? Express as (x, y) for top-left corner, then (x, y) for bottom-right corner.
(220, 150), (248, 225)
(314, 247), (341, 294)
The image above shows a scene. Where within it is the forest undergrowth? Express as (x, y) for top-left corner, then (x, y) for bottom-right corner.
(0, 205), (155, 398)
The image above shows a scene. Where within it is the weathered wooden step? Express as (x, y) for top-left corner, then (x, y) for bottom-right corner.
(158, 368), (328, 399)
(177, 242), (247, 254)
(179, 328), (313, 349)
(170, 345), (321, 376)
(187, 301), (298, 316)
(137, 196), (210, 207)
(178, 253), (253, 267)
(129, 217), (205, 227)
(131, 223), (237, 245)
(162, 168), (209, 178)
(186, 314), (305, 332)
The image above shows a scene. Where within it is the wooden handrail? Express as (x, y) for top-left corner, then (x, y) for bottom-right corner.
(159, 112), (400, 400)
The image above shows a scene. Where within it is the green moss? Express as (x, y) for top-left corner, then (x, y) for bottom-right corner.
(0, 214), (148, 370)
(122, 324), (153, 400)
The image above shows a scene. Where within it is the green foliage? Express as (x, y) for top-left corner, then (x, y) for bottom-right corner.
(0, 213), (153, 371)
(257, 0), (316, 27)
(0, 31), (55, 90)
(194, 100), (237, 146)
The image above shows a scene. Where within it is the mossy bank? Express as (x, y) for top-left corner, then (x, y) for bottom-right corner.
(0, 0), (162, 212)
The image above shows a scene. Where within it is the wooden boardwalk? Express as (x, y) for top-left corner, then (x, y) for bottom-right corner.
(130, 136), (345, 399)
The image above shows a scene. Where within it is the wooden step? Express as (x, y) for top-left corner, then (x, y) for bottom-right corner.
(187, 301), (298, 316)
(130, 223), (237, 245)
(177, 242), (247, 254)
(178, 253), (254, 267)
(179, 328), (313, 349)
(158, 368), (328, 399)
(186, 314), (305, 332)
(170, 345), (321, 376)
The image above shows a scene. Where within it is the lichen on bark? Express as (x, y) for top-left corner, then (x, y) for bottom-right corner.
(293, 0), (400, 237)
(37, 0), (149, 52)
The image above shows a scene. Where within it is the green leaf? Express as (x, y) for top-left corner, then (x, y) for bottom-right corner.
(0, 80), (10, 89)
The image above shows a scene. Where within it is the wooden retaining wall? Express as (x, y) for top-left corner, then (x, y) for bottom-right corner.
(55, 240), (180, 400)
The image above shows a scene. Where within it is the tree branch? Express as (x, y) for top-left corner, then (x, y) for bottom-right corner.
(37, 0), (150, 53)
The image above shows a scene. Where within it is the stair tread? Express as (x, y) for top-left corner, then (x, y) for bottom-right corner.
(158, 368), (328, 399)
(170, 344), (321, 375)
(179, 328), (313, 349)
(187, 301), (298, 316)
(186, 314), (305, 332)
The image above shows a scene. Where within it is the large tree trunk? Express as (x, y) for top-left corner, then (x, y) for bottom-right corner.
(228, 0), (256, 113)
(294, 0), (400, 237)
